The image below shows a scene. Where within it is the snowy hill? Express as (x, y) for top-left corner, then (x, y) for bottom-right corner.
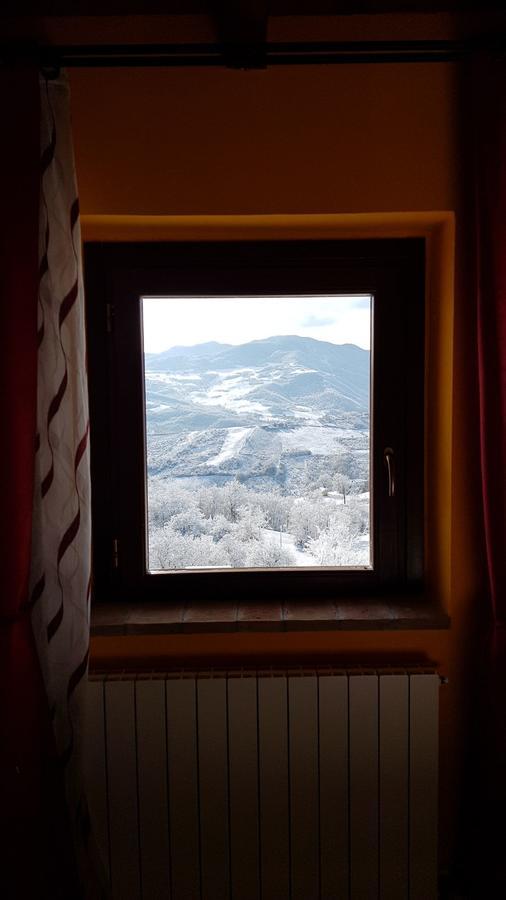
(145, 335), (369, 429)
(145, 335), (369, 491)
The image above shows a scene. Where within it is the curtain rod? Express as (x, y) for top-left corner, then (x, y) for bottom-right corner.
(3, 37), (503, 72)
(41, 41), (465, 68)
(32, 39), (469, 70)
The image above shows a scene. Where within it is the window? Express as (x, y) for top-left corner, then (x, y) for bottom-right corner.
(85, 239), (424, 603)
(143, 292), (372, 572)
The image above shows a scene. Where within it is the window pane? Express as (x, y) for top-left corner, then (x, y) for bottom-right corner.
(142, 296), (372, 572)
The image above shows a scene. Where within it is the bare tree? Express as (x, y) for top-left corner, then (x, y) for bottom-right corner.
(333, 473), (352, 505)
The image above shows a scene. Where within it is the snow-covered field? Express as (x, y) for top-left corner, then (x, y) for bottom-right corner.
(206, 427), (252, 467)
(280, 424), (362, 454)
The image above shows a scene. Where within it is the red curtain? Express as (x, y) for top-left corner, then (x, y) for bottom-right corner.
(0, 63), (79, 900)
(475, 51), (506, 630)
(464, 49), (506, 894)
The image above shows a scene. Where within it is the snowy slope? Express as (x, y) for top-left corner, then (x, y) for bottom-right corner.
(145, 335), (369, 488)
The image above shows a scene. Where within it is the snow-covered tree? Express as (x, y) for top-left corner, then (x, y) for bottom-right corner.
(217, 533), (249, 568)
(332, 473), (352, 505)
(331, 449), (362, 481)
(258, 491), (292, 531)
(235, 505), (268, 542)
(149, 523), (230, 570)
(197, 485), (221, 520)
(246, 542), (296, 568)
(209, 514), (234, 542)
(218, 481), (250, 522)
(171, 506), (207, 537)
(307, 510), (368, 567)
(148, 478), (196, 528)
(289, 499), (330, 549)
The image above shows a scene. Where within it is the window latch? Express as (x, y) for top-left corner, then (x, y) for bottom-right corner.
(384, 447), (395, 497)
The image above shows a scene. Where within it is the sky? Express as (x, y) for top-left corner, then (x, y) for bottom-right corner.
(142, 295), (371, 353)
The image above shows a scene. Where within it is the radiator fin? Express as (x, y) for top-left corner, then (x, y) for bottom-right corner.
(409, 673), (440, 900)
(379, 674), (409, 900)
(319, 675), (349, 900)
(85, 669), (440, 900)
(83, 679), (109, 880)
(258, 675), (290, 900)
(105, 680), (140, 900)
(289, 675), (320, 900)
(197, 677), (230, 900)
(228, 677), (260, 900)
(136, 680), (171, 899)
(349, 675), (379, 899)
(166, 678), (200, 900)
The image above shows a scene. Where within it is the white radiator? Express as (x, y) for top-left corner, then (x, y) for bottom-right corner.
(84, 668), (440, 900)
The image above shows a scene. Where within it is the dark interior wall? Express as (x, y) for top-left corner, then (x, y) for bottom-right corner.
(2, 8), (491, 877)
(69, 47), (482, 877)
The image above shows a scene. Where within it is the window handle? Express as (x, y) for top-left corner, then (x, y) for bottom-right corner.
(384, 447), (395, 497)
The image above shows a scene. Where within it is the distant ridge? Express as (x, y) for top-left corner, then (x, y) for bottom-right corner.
(144, 334), (369, 431)
(145, 335), (367, 374)
(145, 341), (232, 365)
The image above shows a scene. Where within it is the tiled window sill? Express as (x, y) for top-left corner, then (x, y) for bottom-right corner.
(91, 597), (450, 636)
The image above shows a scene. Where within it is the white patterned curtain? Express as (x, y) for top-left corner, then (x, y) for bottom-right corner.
(29, 72), (99, 895)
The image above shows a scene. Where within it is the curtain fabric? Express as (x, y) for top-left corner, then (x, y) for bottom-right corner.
(0, 65), (95, 898)
(29, 73), (96, 893)
(31, 71), (91, 795)
(474, 51), (506, 627)
(466, 49), (506, 894)
(0, 64), (79, 899)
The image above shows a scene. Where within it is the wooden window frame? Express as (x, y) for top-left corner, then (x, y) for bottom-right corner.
(85, 239), (424, 605)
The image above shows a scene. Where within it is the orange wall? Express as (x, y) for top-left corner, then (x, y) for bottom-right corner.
(69, 55), (483, 871)
(71, 62), (459, 217)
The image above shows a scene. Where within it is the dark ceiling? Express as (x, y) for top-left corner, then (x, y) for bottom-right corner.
(2, 2), (502, 68)
(1, 1), (503, 15)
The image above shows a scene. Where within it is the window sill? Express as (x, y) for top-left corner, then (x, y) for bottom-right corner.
(90, 597), (450, 636)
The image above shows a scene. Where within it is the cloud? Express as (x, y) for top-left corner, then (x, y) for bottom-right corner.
(350, 297), (371, 309)
(301, 314), (337, 328)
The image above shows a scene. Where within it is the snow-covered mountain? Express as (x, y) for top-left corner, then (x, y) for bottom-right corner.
(145, 335), (369, 427)
(144, 335), (370, 489)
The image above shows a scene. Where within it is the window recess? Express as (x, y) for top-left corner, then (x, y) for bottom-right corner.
(85, 239), (424, 604)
